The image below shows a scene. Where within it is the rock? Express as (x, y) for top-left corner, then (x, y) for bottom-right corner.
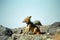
(11, 33), (21, 40)
(11, 34), (43, 40)
(47, 22), (60, 35)
(47, 38), (53, 40)
(12, 27), (25, 34)
(0, 25), (13, 40)
(8, 33), (54, 40)
(0, 22), (60, 40)
(51, 22), (60, 27)
(0, 25), (6, 36)
(47, 28), (57, 35)
(0, 36), (9, 40)
(40, 25), (49, 34)
(0, 25), (13, 36)
(33, 20), (42, 28)
(4, 28), (13, 36)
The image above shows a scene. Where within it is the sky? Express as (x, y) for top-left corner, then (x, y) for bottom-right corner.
(0, 0), (60, 28)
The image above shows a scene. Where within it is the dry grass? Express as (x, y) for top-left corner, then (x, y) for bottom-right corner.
(53, 32), (60, 40)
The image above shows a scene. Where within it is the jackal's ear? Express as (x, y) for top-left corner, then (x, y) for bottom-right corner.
(29, 16), (31, 18)
(27, 16), (31, 18)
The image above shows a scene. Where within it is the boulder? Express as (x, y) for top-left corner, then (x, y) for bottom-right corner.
(33, 20), (42, 28)
(47, 22), (60, 35)
(0, 25), (12, 40)
(40, 25), (49, 34)
(0, 25), (13, 36)
(0, 36), (9, 40)
(51, 22), (60, 27)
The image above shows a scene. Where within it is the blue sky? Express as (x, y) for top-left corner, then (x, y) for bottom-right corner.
(0, 0), (60, 28)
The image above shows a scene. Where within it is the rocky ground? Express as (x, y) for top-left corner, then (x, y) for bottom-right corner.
(0, 21), (60, 40)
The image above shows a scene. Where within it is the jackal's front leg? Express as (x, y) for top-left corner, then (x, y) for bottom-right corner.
(24, 26), (30, 34)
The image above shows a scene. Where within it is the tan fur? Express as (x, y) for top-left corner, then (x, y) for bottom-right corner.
(23, 16), (40, 34)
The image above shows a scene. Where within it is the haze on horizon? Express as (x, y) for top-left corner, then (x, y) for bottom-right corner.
(0, 0), (60, 28)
